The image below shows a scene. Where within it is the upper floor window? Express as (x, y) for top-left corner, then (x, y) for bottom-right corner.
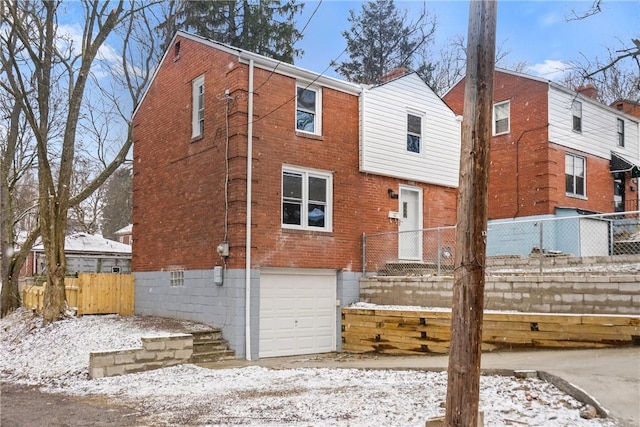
(572, 101), (582, 132)
(565, 153), (585, 197)
(493, 101), (510, 135)
(617, 118), (625, 147)
(407, 113), (422, 153)
(282, 166), (332, 231)
(192, 75), (205, 138)
(296, 85), (321, 134)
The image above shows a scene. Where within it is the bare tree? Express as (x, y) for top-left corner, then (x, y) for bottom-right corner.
(0, 92), (39, 317)
(0, 1), (160, 322)
(420, 34), (526, 96)
(565, 45), (640, 105)
(565, 0), (639, 97)
(67, 157), (105, 235)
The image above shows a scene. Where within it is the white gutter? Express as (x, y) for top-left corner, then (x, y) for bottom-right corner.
(245, 59), (254, 361)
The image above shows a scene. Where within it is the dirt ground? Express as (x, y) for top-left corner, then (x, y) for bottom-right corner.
(1, 382), (150, 427)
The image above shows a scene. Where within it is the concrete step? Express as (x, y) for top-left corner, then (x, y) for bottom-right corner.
(190, 329), (223, 342)
(193, 340), (231, 354)
(190, 349), (236, 363)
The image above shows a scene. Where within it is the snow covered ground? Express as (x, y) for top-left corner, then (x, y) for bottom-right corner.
(0, 309), (619, 426)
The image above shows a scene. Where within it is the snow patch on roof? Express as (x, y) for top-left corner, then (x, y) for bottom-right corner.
(113, 224), (132, 235)
(33, 233), (132, 255)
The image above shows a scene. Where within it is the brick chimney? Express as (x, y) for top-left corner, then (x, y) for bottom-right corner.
(381, 67), (410, 83)
(611, 99), (640, 119)
(577, 83), (598, 99)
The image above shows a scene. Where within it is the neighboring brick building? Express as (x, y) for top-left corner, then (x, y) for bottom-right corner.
(132, 32), (461, 359)
(611, 99), (640, 120)
(444, 69), (640, 257)
(445, 70), (640, 218)
(113, 224), (132, 246)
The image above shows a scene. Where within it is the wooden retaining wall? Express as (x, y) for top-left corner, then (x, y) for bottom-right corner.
(22, 273), (134, 316)
(342, 307), (640, 355)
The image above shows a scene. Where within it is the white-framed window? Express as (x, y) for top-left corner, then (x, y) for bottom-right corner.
(617, 118), (625, 147)
(282, 166), (332, 231)
(296, 85), (321, 134)
(493, 100), (510, 135)
(170, 270), (184, 287)
(406, 113), (422, 153)
(572, 101), (582, 132)
(565, 153), (585, 197)
(192, 75), (205, 138)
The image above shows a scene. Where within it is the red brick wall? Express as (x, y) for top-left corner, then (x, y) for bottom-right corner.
(133, 37), (235, 272)
(611, 100), (640, 119)
(550, 144), (615, 213)
(133, 36), (457, 273)
(444, 70), (616, 219)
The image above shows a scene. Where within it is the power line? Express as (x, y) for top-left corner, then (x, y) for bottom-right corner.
(251, 0), (324, 95)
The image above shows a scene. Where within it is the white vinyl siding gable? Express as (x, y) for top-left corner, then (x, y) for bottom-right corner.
(548, 87), (640, 162)
(360, 73), (461, 188)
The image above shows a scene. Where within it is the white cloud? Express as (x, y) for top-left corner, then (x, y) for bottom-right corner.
(528, 59), (571, 81)
(56, 24), (133, 79)
(539, 11), (561, 27)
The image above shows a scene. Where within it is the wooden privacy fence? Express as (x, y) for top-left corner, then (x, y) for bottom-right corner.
(342, 307), (640, 354)
(22, 273), (134, 316)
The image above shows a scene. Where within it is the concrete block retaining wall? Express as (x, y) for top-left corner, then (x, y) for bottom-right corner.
(360, 274), (640, 315)
(89, 334), (193, 379)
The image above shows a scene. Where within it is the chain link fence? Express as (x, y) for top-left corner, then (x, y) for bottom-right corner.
(363, 211), (640, 276)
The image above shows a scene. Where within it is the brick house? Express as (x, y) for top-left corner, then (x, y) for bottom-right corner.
(444, 69), (640, 256)
(113, 224), (132, 245)
(132, 32), (461, 359)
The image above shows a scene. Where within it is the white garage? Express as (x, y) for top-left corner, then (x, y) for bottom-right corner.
(259, 269), (337, 358)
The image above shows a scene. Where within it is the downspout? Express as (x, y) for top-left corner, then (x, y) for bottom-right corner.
(245, 59), (254, 361)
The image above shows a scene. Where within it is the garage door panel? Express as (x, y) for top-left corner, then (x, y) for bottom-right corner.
(259, 270), (337, 358)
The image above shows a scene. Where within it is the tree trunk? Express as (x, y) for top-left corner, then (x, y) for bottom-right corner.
(42, 266), (67, 323)
(445, 1), (497, 426)
(1, 266), (22, 318)
(41, 198), (68, 324)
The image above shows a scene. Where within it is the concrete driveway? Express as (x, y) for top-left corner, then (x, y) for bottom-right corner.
(210, 347), (640, 427)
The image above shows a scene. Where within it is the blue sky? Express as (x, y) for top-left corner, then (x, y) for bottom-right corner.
(293, 0), (639, 81)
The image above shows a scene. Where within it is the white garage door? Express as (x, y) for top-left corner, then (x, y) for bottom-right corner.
(259, 269), (337, 358)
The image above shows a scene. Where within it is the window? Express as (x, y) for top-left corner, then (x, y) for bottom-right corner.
(296, 85), (321, 134)
(493, 101), (510, 135)
(617, 118), (625, 147)
(192, 75), (205, 138)
(174, 41), (181, 59)
(170, 270), (184, 287)
(565, 153), (585, 197)
(282, 167), (332, 231)
(407, 113), (422, 153)
(572, 101), (582, 132)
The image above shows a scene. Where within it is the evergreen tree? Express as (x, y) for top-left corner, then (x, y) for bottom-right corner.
(161, 0), (304, 64)
(101, 167), (132, 240)
(336, 0), (436, 84)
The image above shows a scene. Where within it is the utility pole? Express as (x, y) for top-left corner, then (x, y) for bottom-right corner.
(445, 1), (497, 426)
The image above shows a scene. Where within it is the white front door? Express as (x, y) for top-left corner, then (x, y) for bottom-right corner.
(398, 187), (422, 260)
(259, 269), (337, 358)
